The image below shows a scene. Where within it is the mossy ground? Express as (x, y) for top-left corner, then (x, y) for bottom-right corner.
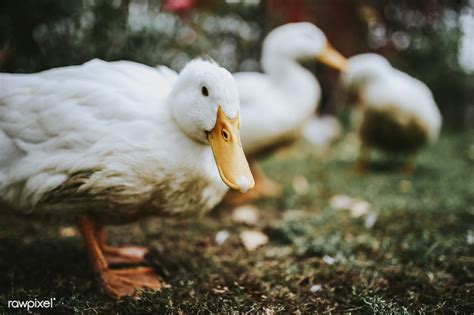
(0, 131), (473, 314)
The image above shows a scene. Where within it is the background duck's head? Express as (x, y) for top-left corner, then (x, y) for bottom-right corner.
(342, 53), (393, 91)
(262, 22), (347, 71)
(170, 59), (255, 193)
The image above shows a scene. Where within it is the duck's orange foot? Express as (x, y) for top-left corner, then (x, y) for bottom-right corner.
(401, 161), (415, 175)
(356, 145), (370, 174)
(355, 159), (369, 174)
(258, 178), (283, 197)
(223, 179), (282, 205)
(223, 184), (283, 206)
(100, 267), (162, 299)
(102, 245), (149, 265)
(223, 189), (257, 206)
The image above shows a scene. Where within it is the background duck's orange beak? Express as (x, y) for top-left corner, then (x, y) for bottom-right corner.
(317, 43), (347, 71)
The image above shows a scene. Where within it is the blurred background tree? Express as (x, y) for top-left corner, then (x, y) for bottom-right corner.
(0, 0), (472, 128)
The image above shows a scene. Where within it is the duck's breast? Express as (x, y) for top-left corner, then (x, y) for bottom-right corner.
(1, 60), (226, 222)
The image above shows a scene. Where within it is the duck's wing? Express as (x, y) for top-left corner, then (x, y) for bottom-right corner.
(363, 70), (442, 141)
(234, 72), (274, 109)
(0, 60), (176, 208)
(235, 71), (312, 154)
(1, 60), (175, 140)
(235, 72), (289, 153)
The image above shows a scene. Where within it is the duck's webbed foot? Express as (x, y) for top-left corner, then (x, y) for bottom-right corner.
(223, 160), (282, 205)
(78, 217), (161, 299)
(102, 245), (148, 265)
(96, 226), (149, 265)
(99, 267), (162, 299)
(401, 154), (416, 175)
(256, 174), (283, 197)
(356, 144), (370, 174)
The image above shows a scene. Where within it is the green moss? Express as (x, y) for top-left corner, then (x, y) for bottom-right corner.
(0, 131), (473, 313)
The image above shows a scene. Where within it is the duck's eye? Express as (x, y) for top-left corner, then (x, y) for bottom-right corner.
(222, 129), (230, 141)
(201, 86), (209, 97)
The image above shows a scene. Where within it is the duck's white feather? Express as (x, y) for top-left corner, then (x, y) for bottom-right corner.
(0, 59), (227, 221)
(237, 68), (319, 154)
(237, 23), (327, 155)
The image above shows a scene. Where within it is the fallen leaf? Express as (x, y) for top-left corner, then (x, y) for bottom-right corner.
(365, 212), (378, 229)
(212, 286), (229, 294)
(264, 307), (275, 315)
(350, 199), (371, 217)
(240, 230), (269, 251)
(329, 194), (354, 210)
(322, 255), (336, 265)
(329, 195), (372, 218)
(292, 175), (309, 195)
(232, 205), (259, 226)
(59, 226), (77, 238)
(309, 284), (323, 293)
(467, 230), (474, 245)
(215, 230), (230, 245)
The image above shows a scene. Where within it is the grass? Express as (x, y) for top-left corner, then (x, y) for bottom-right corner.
(0, 130), (473, 313)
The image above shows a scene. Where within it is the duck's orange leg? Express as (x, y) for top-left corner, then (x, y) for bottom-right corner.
(252, 161), (282, 197)
(401, 154), (416, 175)
(78, 217), (162, 299)
(96, 226), (149, 265)
(356, 144), (370, 173)
(223, 160), (282, 205)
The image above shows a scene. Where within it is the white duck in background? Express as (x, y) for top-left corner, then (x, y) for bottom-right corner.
(227, 22), (347, 203)
(0, 59), (254, 298)
(341, 53), (442, 172)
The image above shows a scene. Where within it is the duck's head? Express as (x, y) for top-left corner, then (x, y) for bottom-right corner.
(342, 53), (393, 91)
(170, 59), (254, 193)
(262, 22), (347, 71)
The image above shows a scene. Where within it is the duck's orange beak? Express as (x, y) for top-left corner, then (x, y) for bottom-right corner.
(208, 106), (255, 193)
(317, 43), (347, 72)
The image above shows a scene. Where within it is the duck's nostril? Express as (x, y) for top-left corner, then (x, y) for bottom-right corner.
(222, 129), (230, 141)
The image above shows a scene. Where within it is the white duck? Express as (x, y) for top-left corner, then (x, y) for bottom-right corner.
(341, 53), (442, 172)
(0, 59), (254, 298)
(227, 22), (347, 202)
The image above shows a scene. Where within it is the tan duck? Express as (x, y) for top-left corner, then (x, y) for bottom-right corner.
(341, 53), (442, 172)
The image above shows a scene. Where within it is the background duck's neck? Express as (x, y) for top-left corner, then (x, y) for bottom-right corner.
(262, 55), (321, 111)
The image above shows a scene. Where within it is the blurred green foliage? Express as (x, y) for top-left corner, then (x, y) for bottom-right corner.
(0, 0), (472, 127)
(0, 0), (263, 72)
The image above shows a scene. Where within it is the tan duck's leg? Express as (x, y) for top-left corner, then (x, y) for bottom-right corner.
(78, 217), (162, 299)
(252, 161), (282, 197)
(356, 144), (370, 173)
(223, 160), (282, 205)
(401, 154), (416, 175)
(96, 226), (148, 265)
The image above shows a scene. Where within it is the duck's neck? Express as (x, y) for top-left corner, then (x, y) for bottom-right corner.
(262, 55), (321, 112)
